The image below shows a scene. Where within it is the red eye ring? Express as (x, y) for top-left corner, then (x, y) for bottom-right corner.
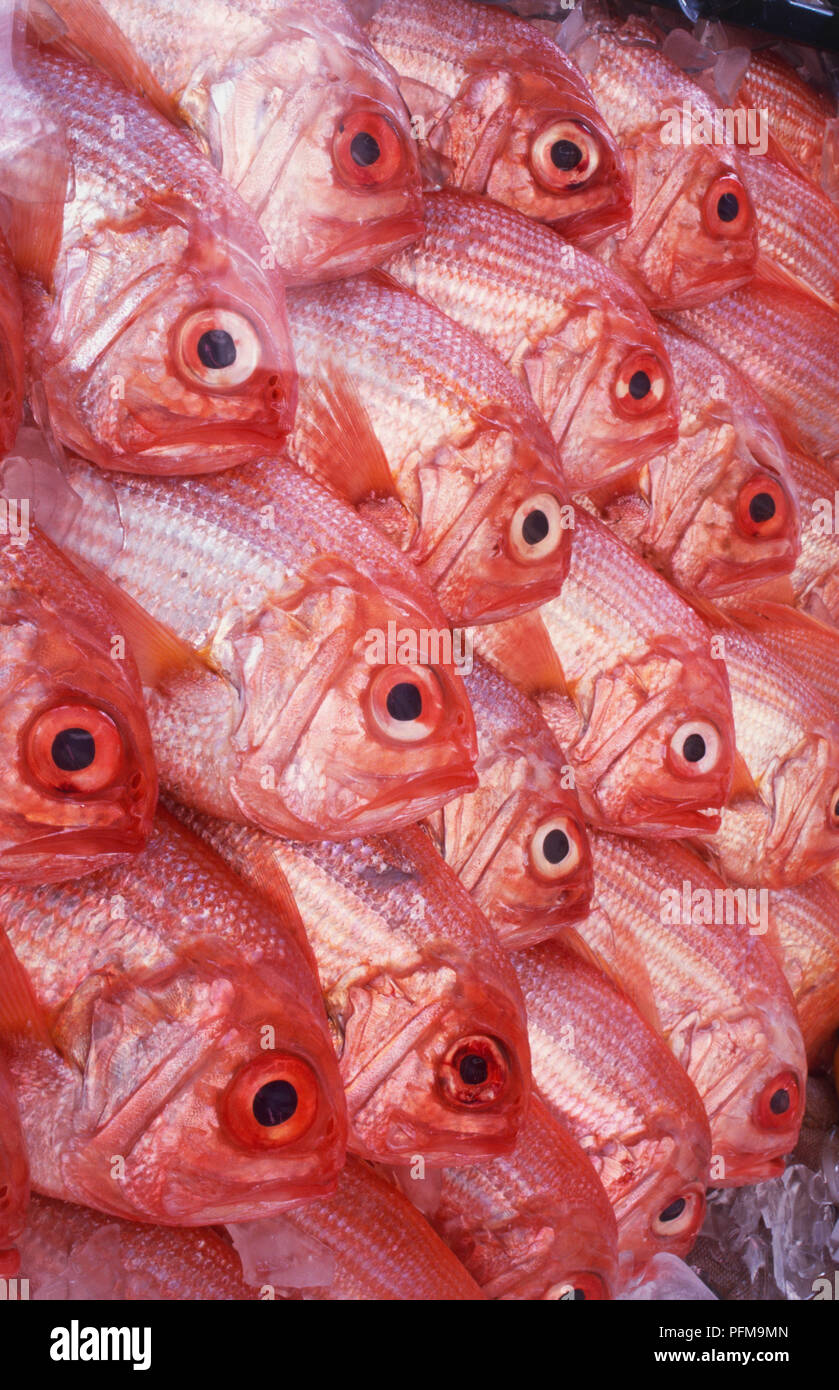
(546, 1273), (608, 1300)
(25, 703), (125, 794)
(613, 349), (669, 419)
(829, 788), (839, 829)
(735, 475), (789, 539)
(220, 1053), (319, 1151)
(333, 109), (405, 188)
(703, 174), (752, 239)
(755, 1071), (801, 1131)
(437, 1035), (509, 1109)
(530, 118), (602, 193)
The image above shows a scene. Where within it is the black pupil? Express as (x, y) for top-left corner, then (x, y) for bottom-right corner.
(659, 1197), (687, 1223)
(51, 727), (96, 772)
(682, 733), (706, 763)
(560, 1287), (587, 1300)
(543, 828), (570, 863)
(748, 491), (776, 523)
(252, 1079), (298, 1127)
(717, 192), (740, 223)
(197, 329), (237, 370)
(350, 131), (381, 167)
(769, 1087), (790, 1115)
(459, 1053), (488, 1086)
(386, 682), (422, 722)
(629, 370), (651, 400)
(522, 509), (550, 545)
(550, 138), (583, 171)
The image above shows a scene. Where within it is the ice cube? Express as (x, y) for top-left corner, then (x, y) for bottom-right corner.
(227, 1216), (336, 1291)
(618, 1253), (717, 1300)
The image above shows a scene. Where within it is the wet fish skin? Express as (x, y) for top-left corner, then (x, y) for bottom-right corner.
(433, 657), (592, 950)
(0, 526), (156, 883)
(2, 810), (347, 1226)
(385, 189), (679, 494)
(770, 874), (839, 1069)
(11, 48), (297, 475)
(514, 936), (712, 1269)
(739, 153), (839, 312)
(288, 273), (572, 625)
(736, 49), (835, 186)
(778, 448), (839, 625)
(367, 0), (631, 244)
(0, 1051), (28, 1277)
(578, 831), (807, 1187)
(179, 807), (531, 1167)
(426, 1092), (618, 1300)
(0, 232), (23, 455)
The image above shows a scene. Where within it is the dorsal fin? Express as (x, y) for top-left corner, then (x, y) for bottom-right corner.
(475, 612), (569, 698)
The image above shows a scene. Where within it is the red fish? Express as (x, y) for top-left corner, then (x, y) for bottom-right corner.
(366, 0), (631, 244)
(1, 810), (347, 1225)
(771, 874), (839, 1069)
(0, 1050), (28, 1278)
(0, 231), (22, 456)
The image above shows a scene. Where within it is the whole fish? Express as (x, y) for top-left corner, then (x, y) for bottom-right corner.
(720, 600), (839, 708)
(14, 445), (478, 840)
(475, 509), (736, 837)
(7, 47), (296, 474)
(577, 831), (806, 1186)
(0, 1050), (28, 1277)
(385, 189), (679, 494)
(514, 937), (712, 1269)
(178, 809), (531, 1166)
(556, 15), (757, 309)
(424, 1093), (619, 1299)
(429, 656), (592, 950)
(770, 875), (839, 1069)
(738, 153), (839, 313)
(670, 281), (839, 467)
(1, 810), (347, 1225)
(0, 526), (156, 883)
(31, 0), (424, 284)
(691, 614), (839, 887)
(366, 0), (631, 244)
(288, 273), (572, 625)
(597, 324), (800, 599)
(735, 48), (836, 187)
(18, 1194), (256, 1299)
(261, 1157), (484, 1299)
(0, 232), (23, 456)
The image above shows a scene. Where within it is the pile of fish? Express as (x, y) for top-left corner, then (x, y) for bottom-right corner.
(0, 0), (837, 1301)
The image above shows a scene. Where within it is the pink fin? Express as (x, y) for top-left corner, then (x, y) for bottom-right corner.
(0, 929), (50, 1046)
(298, 368), (396, 505)
(477, 612), (569, 698)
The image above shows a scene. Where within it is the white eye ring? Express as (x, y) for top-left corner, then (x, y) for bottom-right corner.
(509, 493), (565, 564)
(175, 307), (262, 390)
(366, 664), (445, 745)
(668, 720), (721, 778)
(652, 1191), (700, 1238)
(529, 815), (583, 881)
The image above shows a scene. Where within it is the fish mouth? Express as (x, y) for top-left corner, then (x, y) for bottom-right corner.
(134, 420), (292, 463)
(710, 1154), (787, 1187)
(617, 802), (722, 835)
(342, 765), (479, 831)
(303, 213), (425, 277)
(0, 826), (147, 862)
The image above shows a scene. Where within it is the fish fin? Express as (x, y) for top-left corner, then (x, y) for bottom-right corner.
(420, 811), (445, 854)
(725, 575), (796, 606)
(477, 613), (569, 698)
(365, 265), (413, 294)
(724, 598), (827, 639)
(754, 252), (839, 315)
(25, 0), (184, 128)
(298, 368), (397, 505)
(681, 591), (732, 632)
(0, 928), (51, 1046)
(730, 750), (759, 800)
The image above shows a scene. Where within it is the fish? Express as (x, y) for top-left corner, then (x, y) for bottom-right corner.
(0, 809), (347, 1225)
(0, 524), (157, 883)
(5, 46), (297, 474)
(259, 1157), (484, 1299)
(735, 48), (836, 188)
(18, 1193), (257, 1299)
(720, 599), (839, 708)
(768, 447), (839, 625)
(689, 611), (839, 888)
(770, 875), (839, 1069)
(12, 443), (478, 840)
(177, 808), (531, 1167)
(738, 153), (839, 313)
(0, 1050), (28, 1277)
(513, 937), (712, 1269)
(576, 831), (807, 1187)
(423, 1092), (619, 1300)
(475, 508), (736, 837)
(30, 0), (424, 285)
(555, 15), (758, 309)
(365, 0), (631, 244)
(669, 281), (839, 467)
(287, 272), (573, 624)
(428, 656), (592, 950)
(0, 232), (23, 457)
(384, 189), (679, 494)
(596, 323), (800, 599)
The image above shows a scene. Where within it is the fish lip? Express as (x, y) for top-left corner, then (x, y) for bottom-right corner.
(0, 826), (148, 861)
(133, 420), (293, 460)
(341, 764), (479, 828)
(301, 213), (426, 276)
(710, 1154), (787, 1186)
(614, 804), (722, 835)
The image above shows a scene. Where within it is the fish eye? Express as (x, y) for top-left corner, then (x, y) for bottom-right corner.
(652, 1190), (701, 1237)
(547, 1274), (607, 1301)
(667, 720), (721, 778)
(333, 109), (405, 188)
(367, 664), (445, 745)
(829, 791), (839, 829)
(175, 307), (262, 389)
(530, 815), (584, 882)
(755, 1071), (801, 1131)
(438, 1035), (509, 1108)
(26, 704), (125, 794)
(735, 475), (790, 539)
(509, 492), (565, 563)
(613, 349), (669, 418)
(220, 1053), (319, 1150)
(703, 174), (752, 239)
(530, 119), (602, 192)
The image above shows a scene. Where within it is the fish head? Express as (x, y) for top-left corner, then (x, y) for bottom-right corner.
(39, 215), (297, 474)
(52, 949), (347, 1225)
(438, 61), (631, 243)
(605, 1122), (709, 1268)
(611, 139), (757, 309)
(0, 553), (157, 882)
(201, 28), (423, 284)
